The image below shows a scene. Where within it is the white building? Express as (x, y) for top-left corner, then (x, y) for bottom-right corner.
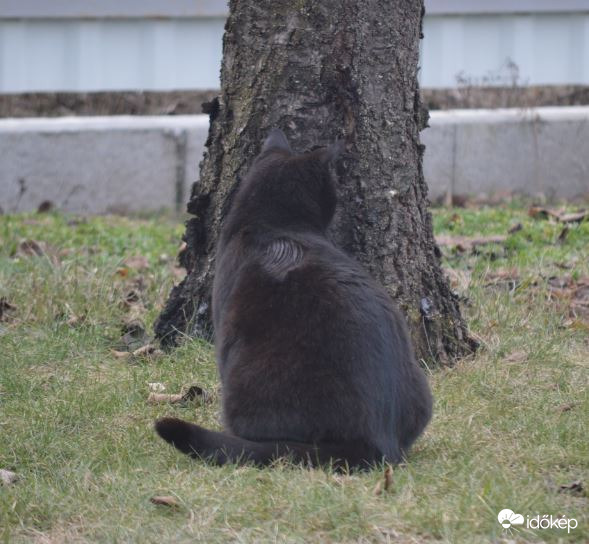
(1, 0), (588, 93)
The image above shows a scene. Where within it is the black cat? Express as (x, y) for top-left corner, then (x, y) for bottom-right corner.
(156, 129), (432, 469)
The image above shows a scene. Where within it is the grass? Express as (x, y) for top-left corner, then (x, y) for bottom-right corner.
(0, 205), (587, 543)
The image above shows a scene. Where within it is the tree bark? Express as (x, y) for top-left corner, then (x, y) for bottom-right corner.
(155, 0), (477, 364)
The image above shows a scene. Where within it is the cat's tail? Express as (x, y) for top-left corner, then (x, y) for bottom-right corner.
(154, 417), (384, 470)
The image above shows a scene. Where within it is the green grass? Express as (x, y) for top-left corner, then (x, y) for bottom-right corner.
(0, 207), (587, 543)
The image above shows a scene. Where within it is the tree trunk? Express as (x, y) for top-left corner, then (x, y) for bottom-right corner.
(155, 0), (477, 364)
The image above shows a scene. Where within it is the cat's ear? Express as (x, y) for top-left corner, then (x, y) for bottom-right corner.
(261, 128), (292, 153)
(319, 139), (346, 165)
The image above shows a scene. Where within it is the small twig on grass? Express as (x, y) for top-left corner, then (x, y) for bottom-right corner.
(147, 385), (211, 405)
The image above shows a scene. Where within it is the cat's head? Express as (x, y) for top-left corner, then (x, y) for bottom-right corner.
(231, 128), (345, 232)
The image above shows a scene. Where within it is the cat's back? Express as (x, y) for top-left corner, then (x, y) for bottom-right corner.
(215, 228), (393, 342)
(213, 229), (407, 446)
(215, 228), (399, 387)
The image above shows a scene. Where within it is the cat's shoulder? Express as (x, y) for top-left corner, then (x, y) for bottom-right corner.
(259, 236), (305, 281)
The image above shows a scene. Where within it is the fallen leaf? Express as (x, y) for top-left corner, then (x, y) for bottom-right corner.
(373, 465), (393, 496)
(120, 288), (146, 316)
(486, 268), (520, 281)
(558, 211), (587, 224)
(148, 382), (166, 392)
(111, 349), (130, 359)
(0, 298), (17, 322)
(66, 313), (86, 327)
(374, 527), (403, 541)
(528, 206), (559, 220)
(147, 392), (184, 404)
(560, 318), (575, 329)
(181, 385), (210, 401)
(444, 268), (471, 293)
(559, 312), (589, 332)
(483, 268), (520, 290)
(116, 320), (151, 352)
(547, 275), (572, 291)
(447, 213), (463, 227)
(124, 304), (147, 324)
(150, 495), (179, 508)
(123, 256), (150, 271)
(178, 242), (189, 267)
(37, 200), (54, 213)
(130, 276), (148, 292)
(435, 235), (506, 252)
(504, 350), (527, 364)
(172, 266), (187, 282)
(528, 207), (587, 224)
(573, 282), (589, 302)
(331, 473), (357, 486)
(132, 344), (164, 359)
(123, 289), (141, 304)
(63, 303), (86, 327)
(383, 465), (393, 491)
(18, 239), (47, 257)
(147, 384), (211, 405)
(115, 267), (129, 278)
(547, 277), (589, 325)
(0, 469), (18, 485)
(558, 480), (584, 496)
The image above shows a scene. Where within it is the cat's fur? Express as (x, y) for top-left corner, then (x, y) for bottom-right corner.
(156, 129), (432, 469)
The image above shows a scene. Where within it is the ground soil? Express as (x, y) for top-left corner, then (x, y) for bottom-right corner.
(422, 85), (589, 110)
(0, 90), (218, 118)
(1, 86), (588, 117)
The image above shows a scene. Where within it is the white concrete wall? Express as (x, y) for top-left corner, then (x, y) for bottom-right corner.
(1, 1), (589, 92)
(0, 116), (209, 213)
(421, 106), (589, 200)
(420, 11), (589, 88)
(0, 18), (226, 93)
(1, 107), (588, 214)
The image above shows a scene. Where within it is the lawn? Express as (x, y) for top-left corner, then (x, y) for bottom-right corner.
(0, 204), (587, 543)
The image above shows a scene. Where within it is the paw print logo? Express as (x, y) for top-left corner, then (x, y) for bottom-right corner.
(498, 509), (524, 529)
